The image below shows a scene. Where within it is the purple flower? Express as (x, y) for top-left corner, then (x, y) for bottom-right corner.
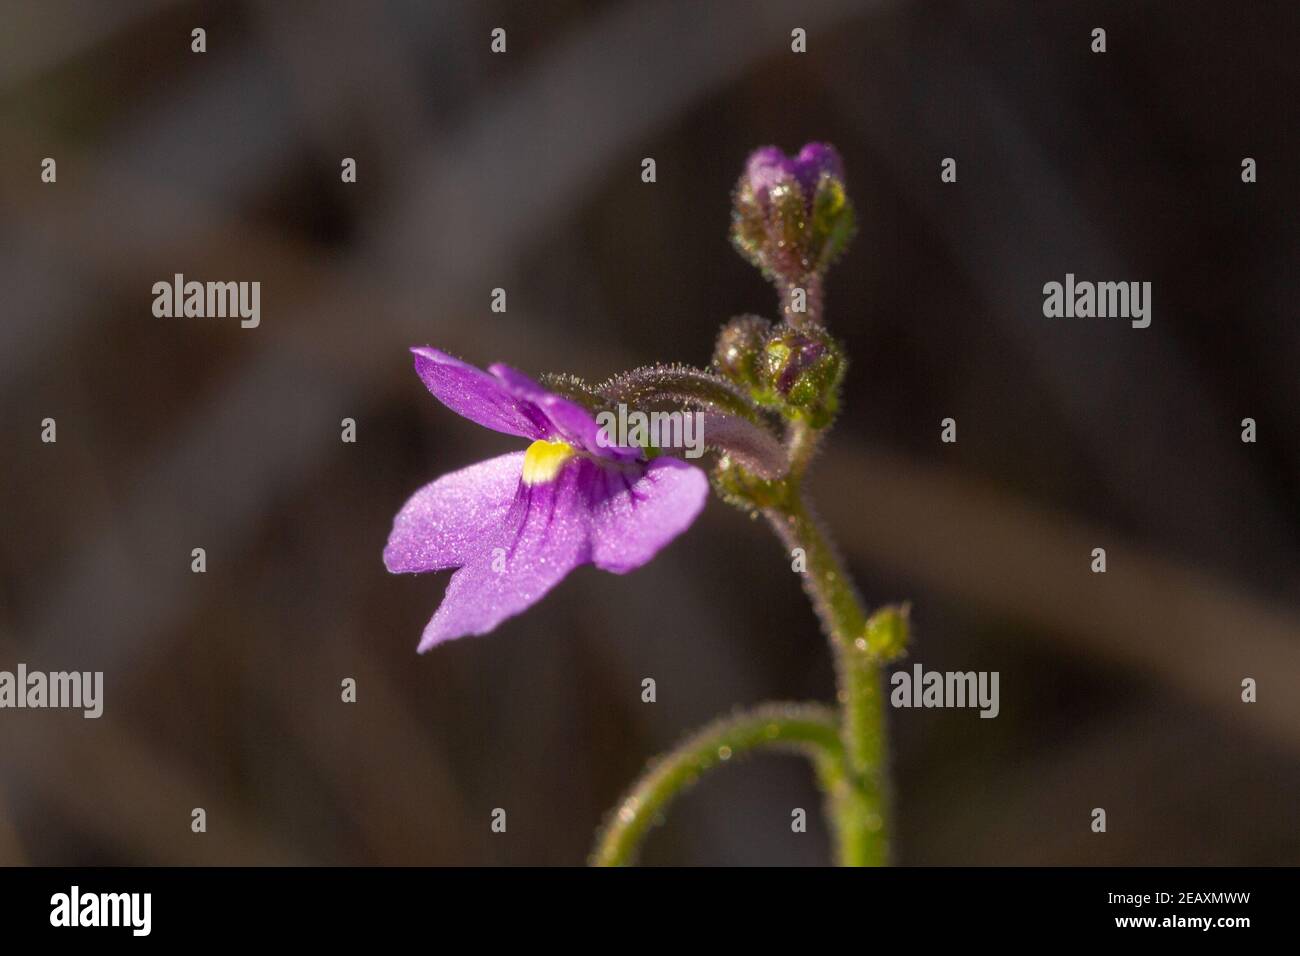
(743, 142), (844, 210)
(385, 348), (709, 651)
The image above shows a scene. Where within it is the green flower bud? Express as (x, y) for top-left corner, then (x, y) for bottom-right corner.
(861, 604), (910, 662)
(761, 325), (845, 426)
(712, 314), (772, 389)
(809, 175), (856, 271)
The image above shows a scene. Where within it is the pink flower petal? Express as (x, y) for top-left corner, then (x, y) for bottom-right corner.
(417, 457), (594, 650)
(414, 456), (707, 649)
(588, 457), (709, 573)
(488, 362), (639, 460)
(384, 452), (525, 573)
(411, 348), (548, 441)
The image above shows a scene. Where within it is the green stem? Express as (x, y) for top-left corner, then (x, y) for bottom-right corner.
(763, 439), (890, 866)
(590, 702), (844, 867)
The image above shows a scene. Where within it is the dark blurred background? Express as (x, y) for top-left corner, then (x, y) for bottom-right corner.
(1, 0), (1297, 865)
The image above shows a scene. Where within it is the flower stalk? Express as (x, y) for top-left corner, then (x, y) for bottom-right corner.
(759, 411), (899, 868)
(591, 703), (844, 866)
(762, 488), (895, 866)
(780, 273), (825, 328)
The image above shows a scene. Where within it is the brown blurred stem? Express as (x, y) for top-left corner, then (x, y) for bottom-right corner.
(781, 273), (825, 328)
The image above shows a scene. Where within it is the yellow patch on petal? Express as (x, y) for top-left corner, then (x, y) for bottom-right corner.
(521, 439), (576, 485)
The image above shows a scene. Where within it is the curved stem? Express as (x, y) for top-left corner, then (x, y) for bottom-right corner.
(598, 364), (765, 423)
(596, 364), (789, 477)
(590, 702), (844, 867)
(762, 442), (891, 866)
(784, 415), (822, 479)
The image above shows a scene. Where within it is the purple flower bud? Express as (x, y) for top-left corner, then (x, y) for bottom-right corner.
(732, 142), (855, 296)
(743, 146), (799, 211)
(742, 143), (844, 212)
(791, 142), (845, 204)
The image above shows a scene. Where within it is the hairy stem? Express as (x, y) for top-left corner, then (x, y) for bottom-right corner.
(598, 364), (764, 423)
(781, 272), (825, 328)
(763, 449), (890, 866)
(590, 702), (844, 867)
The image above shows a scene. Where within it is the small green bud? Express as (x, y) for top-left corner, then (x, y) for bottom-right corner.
(761, 325), (845, 425)
(712, 315), (772, 389)
(810, 175), (856, 270)
(862, 604), (910, 662)
(711, 454), (788, 511)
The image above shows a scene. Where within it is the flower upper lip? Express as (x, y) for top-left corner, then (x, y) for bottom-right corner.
(411, 347), (641, 461)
